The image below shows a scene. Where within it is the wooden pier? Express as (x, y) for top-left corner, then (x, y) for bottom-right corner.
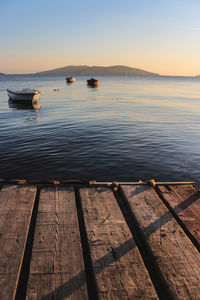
(0, 180), (200, 299)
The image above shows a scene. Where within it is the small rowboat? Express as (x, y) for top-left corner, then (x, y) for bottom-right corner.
(66, 76), (76, 83)
(87, 78), (99, 86)
(7, 88), (40, 103)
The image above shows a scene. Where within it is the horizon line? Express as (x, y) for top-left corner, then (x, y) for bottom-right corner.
(1, 64), (199, 77)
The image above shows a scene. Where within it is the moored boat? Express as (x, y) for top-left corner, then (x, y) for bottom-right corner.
(87, 78), (99, 86)
(7, 88), (40, 103)
(66, 76), (76, 83)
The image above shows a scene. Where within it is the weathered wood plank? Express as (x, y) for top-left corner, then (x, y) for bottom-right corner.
(121, 184), (200, 299)
(157, 184), (200, 247)
(26, 187), (88, 300)
(0, 185), (36, 300)
(80, 186), (158, 299)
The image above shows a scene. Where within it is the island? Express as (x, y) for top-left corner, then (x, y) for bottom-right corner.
(36, 65), (160, 76)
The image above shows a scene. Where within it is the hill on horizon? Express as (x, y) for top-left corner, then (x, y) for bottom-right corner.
(36, 65), (160, 76)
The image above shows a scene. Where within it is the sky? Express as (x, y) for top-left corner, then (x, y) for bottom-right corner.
(0, 0), (200, 76)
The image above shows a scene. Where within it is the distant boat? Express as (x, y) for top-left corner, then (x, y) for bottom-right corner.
(7, 88), (40, 103)
(66, 76), (75, 83)
(87, 78), (99, 86)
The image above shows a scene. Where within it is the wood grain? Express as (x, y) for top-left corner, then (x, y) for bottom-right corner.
(80, 186), (158, 299)
(0, 185), (36, 300)
(157, 184), (200, 246)
(121, 184), (200, 299)
(26, 187), (88, 300)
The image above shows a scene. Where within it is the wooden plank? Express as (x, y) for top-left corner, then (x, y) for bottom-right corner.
(121, 184), (200, 299)
(0, 185), (36, 300)
(26, 187), (88, 300)
(80, 186), (158, 299)
(157, 184), (200, 247)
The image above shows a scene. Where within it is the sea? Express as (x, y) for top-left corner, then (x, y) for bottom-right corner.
(0, 74), (200, 185)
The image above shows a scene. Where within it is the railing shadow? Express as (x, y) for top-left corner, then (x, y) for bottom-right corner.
(38, 186), (200, 300)
(40, 238), (135, 300)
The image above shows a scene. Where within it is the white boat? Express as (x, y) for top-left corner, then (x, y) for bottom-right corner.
(7, 88), (40, 103)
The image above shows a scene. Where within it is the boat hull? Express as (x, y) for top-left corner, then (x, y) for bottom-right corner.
(7, 89), (40, 104)
(87, 78), (99, 86)
(66, 77), (75, 83)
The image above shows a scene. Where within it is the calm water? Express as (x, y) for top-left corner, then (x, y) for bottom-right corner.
(1, 74), (200, 184)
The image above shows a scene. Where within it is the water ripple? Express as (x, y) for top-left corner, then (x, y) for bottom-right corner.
(0, 75), (200, 184)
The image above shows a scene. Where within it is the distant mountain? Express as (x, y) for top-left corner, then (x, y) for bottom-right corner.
(36, 65), (159, 76)
(0, 72), (5, 75)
